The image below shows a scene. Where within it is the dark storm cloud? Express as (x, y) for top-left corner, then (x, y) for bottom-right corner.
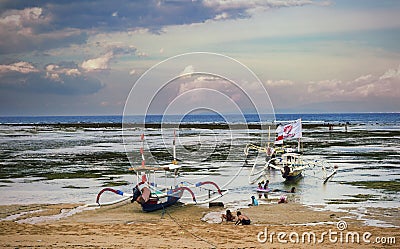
(0, 0), (216, 34)
(0, 0), (324, 54)
(14, 0), (325, 30)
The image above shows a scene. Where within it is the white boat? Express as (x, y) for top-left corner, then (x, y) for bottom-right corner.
(248, 119), (338, 183)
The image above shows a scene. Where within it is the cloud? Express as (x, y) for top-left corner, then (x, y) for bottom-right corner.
(0, 61), (103, 95)
(180, 65), (195, 76)
(81, 46), (137, 72)
(214, 12), (229, 20)
(307, 65), (400, 99)
(0, 61), (39, 74)
(82, 52), (114, 72)
(203, 0), (330, 16)
(0, 7), (49, 30)
(0, 0), (327, 54)
(265, 65), (400, 112)
(264, 79), (294, 87)
(0, 7), (87, 54)
(174, 74), (256, 111)
(129, 69), (136, 75)
(45, 63), (81, 81)
(178, 75), (223, 94)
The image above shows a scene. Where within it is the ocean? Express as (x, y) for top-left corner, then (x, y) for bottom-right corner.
(0, 113), (399, 226)
(1, 113), (400, 125)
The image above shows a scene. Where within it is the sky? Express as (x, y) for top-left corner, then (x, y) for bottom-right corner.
(0, 0), (399, 116)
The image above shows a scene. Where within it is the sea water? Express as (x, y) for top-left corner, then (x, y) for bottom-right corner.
(0, 113), (399, 225)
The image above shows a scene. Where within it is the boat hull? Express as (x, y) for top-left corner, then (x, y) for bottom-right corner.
(141, 196), (181, 212)
(283, 172), (303, 181)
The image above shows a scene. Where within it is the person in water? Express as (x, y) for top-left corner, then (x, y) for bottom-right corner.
(235, 211), (251, 225)
(221, 209), (235, 222)
(271, 186), (296, 193)
(263, 180), (270, 190)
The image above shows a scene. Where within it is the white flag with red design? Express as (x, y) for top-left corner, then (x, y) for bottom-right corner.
(275, 119), (302, 144)
(275, 125), (284, 144)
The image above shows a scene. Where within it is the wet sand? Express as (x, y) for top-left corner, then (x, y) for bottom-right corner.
(0, 201), (398, 248)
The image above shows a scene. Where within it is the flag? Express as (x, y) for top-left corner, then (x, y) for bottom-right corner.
(275, 125), (284, 145)
(283, 119), (302, 139)
(275, 119), (302, 144)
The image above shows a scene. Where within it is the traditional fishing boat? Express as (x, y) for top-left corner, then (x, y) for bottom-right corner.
(248, 119), (337, 183)
(267, 153), (309, 181)
(244, 124), (299, 166)
(95, 132), (228, 212)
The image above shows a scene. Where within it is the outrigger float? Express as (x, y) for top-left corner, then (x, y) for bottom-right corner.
(246, 119), (338, 184)
(95, 132), (228, 212)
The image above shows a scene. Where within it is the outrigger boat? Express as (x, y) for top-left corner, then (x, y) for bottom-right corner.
(244, 125), (298, 165)
(95, 132), (228, 212)
(248, 119), (338, 183)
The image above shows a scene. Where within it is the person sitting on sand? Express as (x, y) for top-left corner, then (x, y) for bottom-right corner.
(235, 211), (251, 225)
(289, 187), (296, 193)
(248, 196), (259, 206)
(278, 195), (287, 204)
(221, 209), (235, 222)
(132, 174), (151, 204)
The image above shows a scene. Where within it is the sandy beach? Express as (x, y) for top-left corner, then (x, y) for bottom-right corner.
(0, 201), (398, 249)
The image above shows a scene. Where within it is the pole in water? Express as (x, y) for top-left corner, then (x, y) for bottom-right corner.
(172, 129), (177, 165)
(140, 133), (146, 167)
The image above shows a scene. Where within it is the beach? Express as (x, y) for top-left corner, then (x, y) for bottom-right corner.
(0, 114), (399, 248)
(0, 201), (398, 248)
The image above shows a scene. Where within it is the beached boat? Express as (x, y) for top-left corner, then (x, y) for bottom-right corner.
(95, 132), (228, 212)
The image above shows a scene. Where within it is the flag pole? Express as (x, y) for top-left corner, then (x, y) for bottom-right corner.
(298, 137), (301, 152)
(297, 118), (302, 152)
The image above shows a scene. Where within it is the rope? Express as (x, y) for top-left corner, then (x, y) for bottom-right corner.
(161, 205), (217, 249)
(154, 191), (217, 248)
